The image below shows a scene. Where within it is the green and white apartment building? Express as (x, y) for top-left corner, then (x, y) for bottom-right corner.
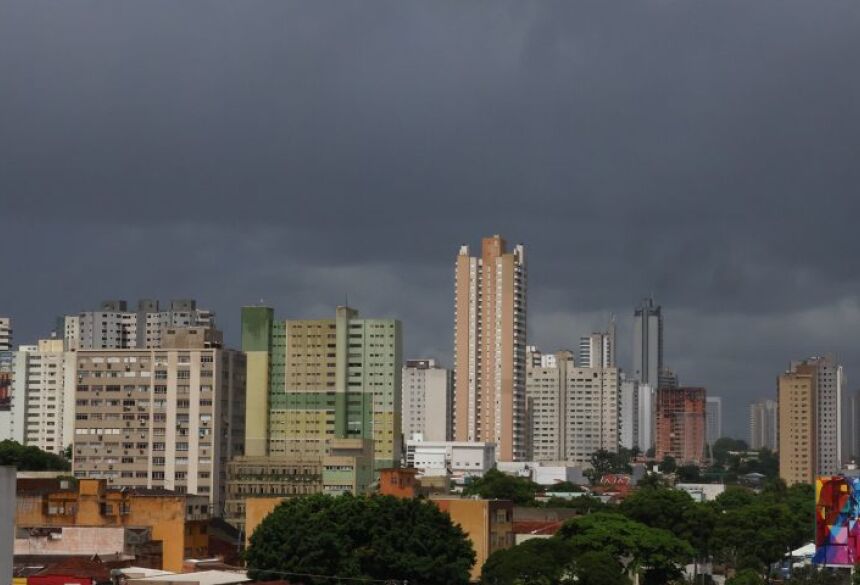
(225, 305), (403, 528)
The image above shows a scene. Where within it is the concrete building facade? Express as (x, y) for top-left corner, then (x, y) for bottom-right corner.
(0, 350), (17, 443)
(71, 327), (246, 513)
(525, 346), (619, 464)
(633, 298), (662, 390)
(654, 387), (707, 465)
(12, 339), (74, 455)
(749, 399), (778, 451)
(0, 466), (13, 585)
(706, 396), (722, 446)
(577, 321), (615, 369)
(778, 370), (816, 486)
(792, 356), (844, 474)
(401, 359), (453, 442)
(431, 498), (514, 582)
(64, 300), (215, 350)
(454, 235), (527, 461)
(0, 318), (11, 351)
(16, 478), (209, 572)
(405, 440), (495, 479)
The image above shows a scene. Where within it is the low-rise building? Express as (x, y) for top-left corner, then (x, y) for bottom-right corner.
(223, 457), (321, 530)
(406, 440), (495, 481)
(16, 478), (209, 572)
(431, 497), (514, 581)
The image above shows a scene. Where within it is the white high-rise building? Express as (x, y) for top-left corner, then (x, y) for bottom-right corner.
(619, 375), (654, 452)
(64, 299), (215, 350)
(638, 382), (654, 450)
(0, 318), (11, 351)
(526, 346), (619, 464)
(633, 298), (662, 389)
(706, 396), (722, 446)
(402, 359), (453, 442)
(578, 320), (616, 369)
(749, 399), (778, 451)
(12, 339), (75, 454)
(454, 235), (527, 461)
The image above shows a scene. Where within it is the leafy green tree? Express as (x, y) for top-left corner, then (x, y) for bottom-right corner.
(585, 449), (633, 484)
(462, 468), (539, 504)
(726, 568), (765, 585)
(544, 494), (610, 514)
(636, 473), (666, 489)
(677, 464), (702, 482)
(712, 438), (749, 467)
(788, 566), (851, 584)
(0, 440), (70, 471)
(545, 481), (584, 493)
(480, 538), (575, 585)
(557, 512), (693, 585)
(711, 501), (798, 577)
(245, 494), (475, 585)
(713, 486), (756, 512)
(659, 456), (677, 474)
(571, 551), (630, 585)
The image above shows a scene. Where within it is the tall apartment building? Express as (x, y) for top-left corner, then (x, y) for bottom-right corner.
(526, 347), (571, 462)
(706, 396), (722, 446)
(633, 298), (662, 389)
(64, 299), (215, 350)
(0, 318), (11, 441)
(795, 356), (844, 474)
(578, 321), (615, 369)
(0, 349), (13, 441)
(0, 317), (11, 350)
(749, 399), (778, 451)
(454, 235), (527, 461)
(525, 346), (619, 464)
(239, 305), (402, 469)
(12, 339), (74, 454)
(71, 327), (246, 514)
(654, 387), (707, 465)
(778, 370), (816, 486)
(402, 359), (453, 442)
(619, 375), (653, 452)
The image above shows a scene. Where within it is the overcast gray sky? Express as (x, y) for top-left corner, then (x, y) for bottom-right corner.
(3, 0), (860, 437)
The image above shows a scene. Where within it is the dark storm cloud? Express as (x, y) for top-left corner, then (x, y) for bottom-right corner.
(3, 0), (860, 434)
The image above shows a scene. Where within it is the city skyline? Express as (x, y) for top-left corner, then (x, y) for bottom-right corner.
(5, 1), (860, 439)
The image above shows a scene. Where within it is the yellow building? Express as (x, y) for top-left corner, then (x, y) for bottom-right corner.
(431, 497), (514, 581)
(778, 370), (817, 486)
(16, 478), (209, 572)
(243, 497), (286, 545)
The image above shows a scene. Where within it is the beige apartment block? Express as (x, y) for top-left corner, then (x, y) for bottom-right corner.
(454, 235), (527, 461)
(778, 370), (817, 486)
(526, 346), (619, 464)
(71, 327), (246, 514)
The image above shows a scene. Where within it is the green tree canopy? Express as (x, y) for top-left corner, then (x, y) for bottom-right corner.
(480, 537), (575, 585)
(726, 568), (765, 585)
(245, 494), (475, 585)
(620, 485), (716, 558)
(571, 551), (630, 585)
(462, 468), (539, 504)
(0, 440), (70, 471)
(556, 512), (694, 585)
(712, 437), (750, 466)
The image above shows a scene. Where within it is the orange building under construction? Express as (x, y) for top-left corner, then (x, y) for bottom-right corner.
(654, 386), (707, 465)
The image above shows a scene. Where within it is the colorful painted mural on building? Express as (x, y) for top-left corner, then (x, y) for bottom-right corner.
(814, 475), (860, 565)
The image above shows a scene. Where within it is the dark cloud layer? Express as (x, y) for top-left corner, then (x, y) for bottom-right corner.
(3, 0), (860, 436)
